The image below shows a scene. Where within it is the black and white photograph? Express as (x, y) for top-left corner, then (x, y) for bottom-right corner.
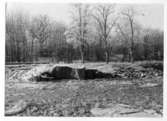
(3, 0), (165, 118)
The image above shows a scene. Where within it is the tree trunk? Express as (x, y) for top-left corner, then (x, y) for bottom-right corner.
(129, 48), (133, 62)
(16, 41), (21, 62)
(80, 45), (84, 63)
(81, 49), (84, 63)
(31, 39), (34, 62)
(105, 51), (109, 64)
(81, 52), (84, 63)
(130, 19), (134, 63)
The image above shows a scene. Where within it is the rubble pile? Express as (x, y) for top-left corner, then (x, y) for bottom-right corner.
(114, 62), (163, 79)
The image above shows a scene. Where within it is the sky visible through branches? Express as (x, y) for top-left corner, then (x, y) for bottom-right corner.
(7, 3), (163, 31)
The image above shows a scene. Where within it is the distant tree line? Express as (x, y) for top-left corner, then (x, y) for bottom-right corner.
(5, 4), (163, 64)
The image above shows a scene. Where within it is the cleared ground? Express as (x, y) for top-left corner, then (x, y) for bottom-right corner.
(5, 62), (163, 117)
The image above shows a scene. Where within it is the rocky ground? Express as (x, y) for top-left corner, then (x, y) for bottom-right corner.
(5, 61), (163, 117)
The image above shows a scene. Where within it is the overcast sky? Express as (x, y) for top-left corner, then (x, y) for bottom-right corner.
(7, 3), (164, 30)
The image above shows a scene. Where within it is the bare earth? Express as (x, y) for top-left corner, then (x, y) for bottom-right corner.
(5, 62), (163, 117)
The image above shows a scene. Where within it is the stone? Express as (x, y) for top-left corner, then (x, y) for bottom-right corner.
(50, 66), (85, 80)
(51, 66), (74, 79)
(91, 108), (115, 117)
(121, 112), (162, 117)
(74, 67), (85, 80)
(91, 103), (141, 117)
(26, 65), (115, 81)
(5, 100), (28, 116)
(85, 69), (113, 79)
(140, 83), (160, 88)
(144, 109), (156, 114)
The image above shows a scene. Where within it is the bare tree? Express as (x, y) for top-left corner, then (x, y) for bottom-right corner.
(142, 28), (163, 60)
(119, 7), (142, 62)
(92, 4), (117, 63)
(65, 4), (91, 63)
(30, 15), (51, 57)
(115, 23), (129, 61)
(6, 11), (30, 62)
(49, 22), (67, 62)
(5, 4), (163, 63)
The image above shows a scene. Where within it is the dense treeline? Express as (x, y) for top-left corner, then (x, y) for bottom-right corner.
(5, 4), (163, 63)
